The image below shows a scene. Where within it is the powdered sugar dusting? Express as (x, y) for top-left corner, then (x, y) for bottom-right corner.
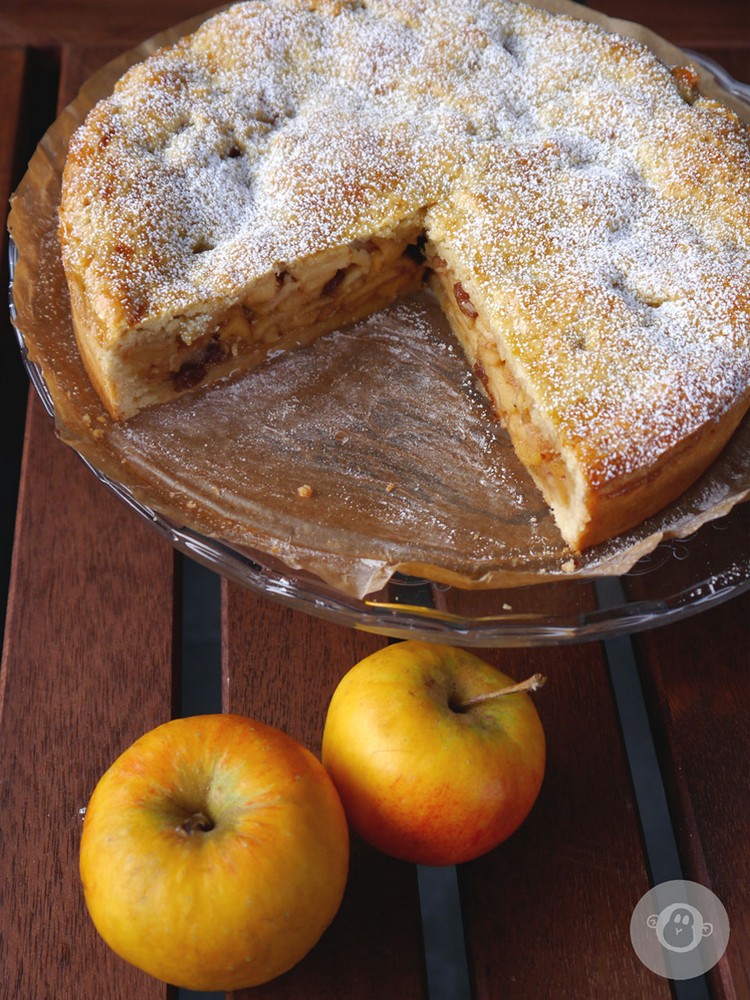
(59, 0), (750, 491)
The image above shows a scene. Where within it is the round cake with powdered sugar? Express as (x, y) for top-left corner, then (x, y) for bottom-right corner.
(57, 0), (750, 553)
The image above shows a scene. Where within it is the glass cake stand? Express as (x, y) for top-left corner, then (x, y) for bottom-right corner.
(8, 53), (750, 648)
(11, 240), (750, 645)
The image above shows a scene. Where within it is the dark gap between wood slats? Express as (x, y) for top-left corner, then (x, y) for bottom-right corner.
(628, 586), (750, 1000)
(177, 554), (222, 719)
(388, 576), (473, 1000)
(11, 46), (60, 188)
(175, 566), (469, 1000)
(393, 574), (713, 997)
(175, 555), (223, 1000)
(1, 45), (59, 641)
(596, 578), (712, 1000)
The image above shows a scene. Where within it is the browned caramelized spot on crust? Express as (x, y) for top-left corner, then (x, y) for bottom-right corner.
(98, 127), (116, 150)
(671, 64), (700, 104)
(454, 281), (478, 319)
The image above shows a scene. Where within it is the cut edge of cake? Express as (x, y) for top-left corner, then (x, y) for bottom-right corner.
(67, 216), (427, 420)
(426, 251), (750, 551)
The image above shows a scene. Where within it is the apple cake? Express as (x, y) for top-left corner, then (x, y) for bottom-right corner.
(57, 0), (750, 552)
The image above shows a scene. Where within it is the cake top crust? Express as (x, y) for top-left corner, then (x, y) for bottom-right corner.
(58, 0), (750, 485)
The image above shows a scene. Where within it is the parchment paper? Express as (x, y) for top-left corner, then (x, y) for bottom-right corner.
(8, 0), (750, 599)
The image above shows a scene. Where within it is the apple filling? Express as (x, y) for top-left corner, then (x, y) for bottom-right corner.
(115, 219), (426, 413)
(427, 252), (586, 539)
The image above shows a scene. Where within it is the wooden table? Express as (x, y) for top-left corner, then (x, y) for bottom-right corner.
(1, 2), (749, 997)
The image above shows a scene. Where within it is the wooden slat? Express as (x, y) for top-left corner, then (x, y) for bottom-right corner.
(630, 589), (750, 1000)
(0, 0), (211, 47)
(450, 637), (670, 998)
(0, 44), (179, 998)
(221, 584), (429, 999)
(578, 0), (749, 51)
(57, 43), (134, 111)
(433, 576), (605, 630)
(0, 47), (24, 243)
(2, 0), (748, 50)
(0, 396), (178, 998)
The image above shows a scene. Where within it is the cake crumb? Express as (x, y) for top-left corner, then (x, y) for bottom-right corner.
(297, 484), (315, 498)
(561, 558), (577, 573)
(386, 482), (397, 493)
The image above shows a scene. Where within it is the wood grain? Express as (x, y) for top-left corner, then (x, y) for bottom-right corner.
(451, 640), (671, 999)
(1, 3), (749, 998)
(2, 0), (749, 51)
(0, 47), (24, 233)
(630, 590), (750, 1000)
(594, 0), (749, 52)
(0, 396), (177, 999)
(221, 583), (429, 999)
(0, 0), (211, 48)
(0, 46), (179, 1000)
(58, 43), (133, 111)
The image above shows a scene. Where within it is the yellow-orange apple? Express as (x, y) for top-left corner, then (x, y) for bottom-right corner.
(322, 641), (545, 866)
(80, 714), (349, 991)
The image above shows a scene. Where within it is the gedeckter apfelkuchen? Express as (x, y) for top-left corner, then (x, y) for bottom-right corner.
(58, 0), (750, 552)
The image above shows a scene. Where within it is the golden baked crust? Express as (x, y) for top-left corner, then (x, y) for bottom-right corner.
(58, 0), (750, 553)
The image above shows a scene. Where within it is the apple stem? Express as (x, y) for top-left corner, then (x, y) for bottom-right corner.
(455, 673), (546, 710)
